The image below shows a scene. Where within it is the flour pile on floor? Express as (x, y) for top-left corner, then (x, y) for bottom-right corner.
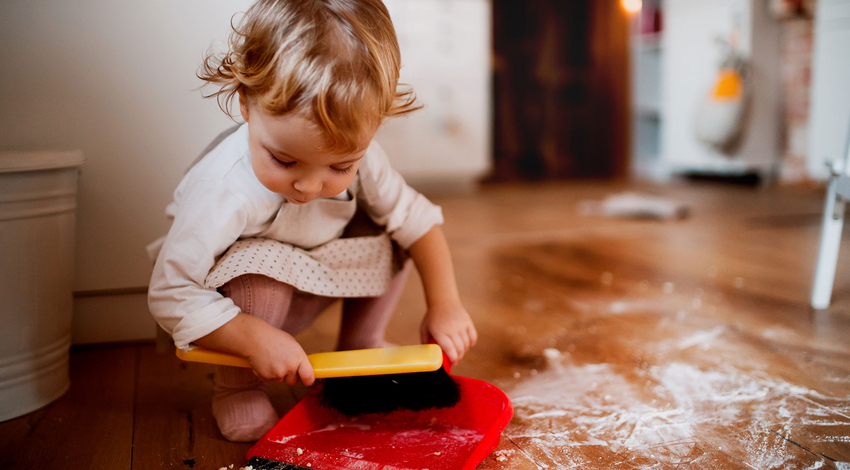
(504, 355), (846, 468)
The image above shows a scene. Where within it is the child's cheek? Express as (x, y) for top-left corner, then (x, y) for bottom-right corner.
(332, 170), (359, 195)
(253, 161), (287, 194)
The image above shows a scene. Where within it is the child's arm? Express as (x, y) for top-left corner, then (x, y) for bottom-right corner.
(409, 225), (478, 365)
(149, 179), (314, 386)
(193, 313), (315, 386)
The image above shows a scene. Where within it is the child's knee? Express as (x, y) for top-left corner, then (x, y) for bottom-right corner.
(281, 293), (338, 336)
(220, 274), (295, 325)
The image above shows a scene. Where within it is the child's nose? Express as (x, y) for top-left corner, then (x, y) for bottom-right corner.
(293, 175), (321, 194)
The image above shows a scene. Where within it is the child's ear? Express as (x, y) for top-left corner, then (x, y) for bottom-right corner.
(238, 89), (250, 122)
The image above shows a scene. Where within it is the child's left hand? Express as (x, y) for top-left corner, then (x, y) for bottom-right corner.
(421, 300), (478, 366)
(409, 225), (477, 366)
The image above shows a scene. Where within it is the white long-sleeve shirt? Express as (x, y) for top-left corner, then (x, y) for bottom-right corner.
(148, 124), (443, 349)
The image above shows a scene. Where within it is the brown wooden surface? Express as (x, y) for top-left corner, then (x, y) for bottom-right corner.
(491, 0), (630, 181)
(0, 347), (136, 470)
(2, 181), (849, 469)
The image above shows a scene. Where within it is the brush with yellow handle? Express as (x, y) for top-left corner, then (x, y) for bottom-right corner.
(177, 343), (460, 415)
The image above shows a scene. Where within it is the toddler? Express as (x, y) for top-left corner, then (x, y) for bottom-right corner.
(147, 0), (477, 442)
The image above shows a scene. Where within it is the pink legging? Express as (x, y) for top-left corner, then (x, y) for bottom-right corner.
(210, 259), (413, 441)
(218, 258), (412, 351)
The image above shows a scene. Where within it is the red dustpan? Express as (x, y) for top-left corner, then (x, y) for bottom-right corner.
(245, 360), (513, 470)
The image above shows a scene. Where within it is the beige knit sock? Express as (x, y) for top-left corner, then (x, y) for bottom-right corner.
(211, 366), (279, 442)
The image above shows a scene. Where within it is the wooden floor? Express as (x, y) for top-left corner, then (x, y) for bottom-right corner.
(3, 181), (850, 469)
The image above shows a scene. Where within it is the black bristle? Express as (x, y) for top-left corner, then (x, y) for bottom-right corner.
(319, 368), (461, 416)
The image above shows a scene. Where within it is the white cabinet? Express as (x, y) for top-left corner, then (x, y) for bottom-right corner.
(630, 0), (665, 180)
(377, 0), (492, 191)
(660, 0), (782, 178)
(808, 0), (850, 180)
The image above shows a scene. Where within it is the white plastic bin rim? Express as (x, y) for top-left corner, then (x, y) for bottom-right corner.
(0, 151), (85, 173)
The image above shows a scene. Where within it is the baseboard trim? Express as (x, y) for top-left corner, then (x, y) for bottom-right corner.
(73, 286), (148, 298)
(70, 339), (155, 351)
(72, 291), (157, 345)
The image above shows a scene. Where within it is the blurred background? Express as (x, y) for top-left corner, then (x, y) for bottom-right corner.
(0, 0), (847, 347)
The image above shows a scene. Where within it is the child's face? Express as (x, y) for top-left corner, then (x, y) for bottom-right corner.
(242, 102), (372, 204)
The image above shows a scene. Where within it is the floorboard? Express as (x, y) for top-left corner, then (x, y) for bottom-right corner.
(0, 347), (136, 470)
(131, 342), (253, 469)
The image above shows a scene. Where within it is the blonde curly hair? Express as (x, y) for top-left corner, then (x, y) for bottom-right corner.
(199, 0), (419, 153)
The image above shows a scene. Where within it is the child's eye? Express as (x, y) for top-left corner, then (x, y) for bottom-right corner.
(270, 155), (295, 167)
(332, 165), (354, 174)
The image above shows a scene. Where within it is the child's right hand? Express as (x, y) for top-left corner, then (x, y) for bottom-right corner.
(194, 313), (315, 386)
(244, 322), (315, 386)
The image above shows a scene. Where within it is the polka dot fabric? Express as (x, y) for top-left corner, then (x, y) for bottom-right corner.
(204, 235), (394, 297)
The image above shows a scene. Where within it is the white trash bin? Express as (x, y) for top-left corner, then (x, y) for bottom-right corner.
(0, 151), (84, 422)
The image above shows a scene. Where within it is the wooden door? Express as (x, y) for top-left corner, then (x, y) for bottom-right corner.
(491, 0), (631, 181)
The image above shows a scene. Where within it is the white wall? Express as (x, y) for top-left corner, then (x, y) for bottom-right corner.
(808, 0), (850, 178)
(0, 0), (491, 343)
(0, 1), (250, 294)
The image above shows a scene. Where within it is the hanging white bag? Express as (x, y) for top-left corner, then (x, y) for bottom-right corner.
(695, 44), (749, 154)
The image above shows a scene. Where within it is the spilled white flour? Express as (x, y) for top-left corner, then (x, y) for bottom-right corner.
(496, 287), (850, 468)
(272, 422), (372, 444)
(676, 326), (725, 350)
(504, 360), (847, 469)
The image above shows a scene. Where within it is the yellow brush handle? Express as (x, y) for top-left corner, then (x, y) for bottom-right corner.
(176, 344), (443, 378)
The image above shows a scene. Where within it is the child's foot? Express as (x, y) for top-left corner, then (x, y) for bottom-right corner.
(212, 387), (279, 442)
(211, 366), (279, 442)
